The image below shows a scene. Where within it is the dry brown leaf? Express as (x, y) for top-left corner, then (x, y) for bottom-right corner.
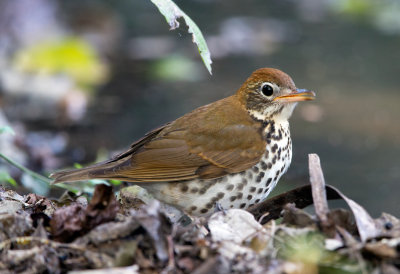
(50, 184), (119, 242)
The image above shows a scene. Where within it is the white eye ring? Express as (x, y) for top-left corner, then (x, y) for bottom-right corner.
(260, 82), (275, 97)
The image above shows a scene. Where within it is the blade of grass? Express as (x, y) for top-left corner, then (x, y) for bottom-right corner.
(0, 153), (79, 193)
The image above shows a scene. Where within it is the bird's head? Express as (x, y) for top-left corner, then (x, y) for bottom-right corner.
(237, 68), (316, 122)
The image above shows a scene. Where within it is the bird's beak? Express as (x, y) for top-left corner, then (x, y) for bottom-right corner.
(273, 89), (316, 103)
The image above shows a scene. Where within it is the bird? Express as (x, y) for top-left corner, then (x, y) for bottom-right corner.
(50, 68), (315, 216)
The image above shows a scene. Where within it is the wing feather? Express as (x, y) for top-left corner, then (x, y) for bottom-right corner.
(50, 96), (266, 183)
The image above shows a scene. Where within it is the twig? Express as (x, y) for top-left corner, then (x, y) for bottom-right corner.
(0, 236), (86, 252)
(308, 154), (330, 227)
(248, 185), (341, 224)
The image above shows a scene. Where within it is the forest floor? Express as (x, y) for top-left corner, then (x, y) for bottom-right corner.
(0, 154), (399, 274)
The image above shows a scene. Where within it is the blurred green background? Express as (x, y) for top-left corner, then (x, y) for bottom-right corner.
(0, 0), (399, 216)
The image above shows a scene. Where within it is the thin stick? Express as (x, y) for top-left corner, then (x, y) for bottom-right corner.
(308, 153), (330, 225)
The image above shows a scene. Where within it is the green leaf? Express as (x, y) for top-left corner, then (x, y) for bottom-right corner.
(0, 126), (15, 135)
(74, 163), (83, 169)
(109, 179), (122, 186)
(150, 0), (212, 74)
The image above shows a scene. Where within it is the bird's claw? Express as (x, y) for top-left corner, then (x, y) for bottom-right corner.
(215, 202), (227, 215)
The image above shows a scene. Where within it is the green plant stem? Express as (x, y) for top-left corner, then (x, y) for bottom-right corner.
(0, 153), (78, 193)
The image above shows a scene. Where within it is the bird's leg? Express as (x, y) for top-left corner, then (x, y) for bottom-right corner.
(214, 202), (227, 215)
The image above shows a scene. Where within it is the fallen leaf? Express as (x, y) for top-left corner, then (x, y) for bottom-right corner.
(328, 185), (381, 242)
(364, 242), (397, 259)
(25, 193), (57, 217)
(131, 200), (172, 262)
(375, 213), (400, 238)
(50, 184), (119, 242)
(281, 203), (315, 228)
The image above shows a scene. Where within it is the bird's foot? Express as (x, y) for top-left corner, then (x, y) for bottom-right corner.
(214, 202), (227, 215)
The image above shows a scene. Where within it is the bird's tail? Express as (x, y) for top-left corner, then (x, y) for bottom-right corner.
(50, 167), (93, 184)
(49, 158), (128, 184)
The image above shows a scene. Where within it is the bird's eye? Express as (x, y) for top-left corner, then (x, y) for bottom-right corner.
(260, 83), (274, 97)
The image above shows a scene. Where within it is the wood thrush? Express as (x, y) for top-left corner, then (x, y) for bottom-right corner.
(50, 68), (315, 216)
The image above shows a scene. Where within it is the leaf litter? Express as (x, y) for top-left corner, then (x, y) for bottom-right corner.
(0, 154), (400, 273)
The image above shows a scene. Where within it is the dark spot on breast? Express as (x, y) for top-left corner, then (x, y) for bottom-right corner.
(256, 172), (265, 183)
(242, 178), (248, 185)
(198, 180), (218, 194)
(271, 144), (278, 153)
(206, 203), (213, 209)
(237, 192), (243, 199)
(230, 196), (237, 202)
(264, 188), (269, 193)
(237, 183), (245, 191)
(272, 156), (277, 164)
(247, 172), (253, 180)
(266, 178), (272, 185)
(248, 203), (254, 207)
(255, 199), (260, 203)
(267, 163), (272, 169)
(211, 197), (218, 203)
(260, 161), (268, 170)
(217, 192), (225, 199)
(226, 184), (234, 191)
(250, 187), (256, 193)
(200, 208), (208, 214)
(240, 203), (246, 209)
(191, 206), (197, 211)
(276, 170), (280, 176)
(247, 194), (253, 200)
(281, 166), (285, 172)
(180, 185), (189, 192)
(252, 166), (259, 173)
(264, 150), (269, 158)
(257, 188), (263, 194)
(266, 139), (271, 144)
(270, 123), (275, 133)
(273, 129), (283, 140)
(191, 187), (199, 193)
(263, 120), (271, 127)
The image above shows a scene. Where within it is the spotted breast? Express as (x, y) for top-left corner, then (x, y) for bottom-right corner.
(142, 119), (292, 216)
